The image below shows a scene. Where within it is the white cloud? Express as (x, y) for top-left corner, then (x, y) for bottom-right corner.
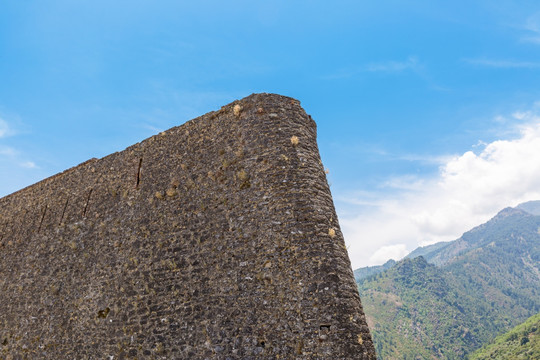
(463, 58), (540, 69)
(0, 146), (17, 156)
(323, 56), (419, 79)
(522, 12), (540, 44)
(394, 153), (453, 165)
(365, 57), (419, 72)
(0, 117), (38, 175)
(381, 175), (426, 191)
(20, 161), (38, 169)
(522, 36), (540, 44)
(341, 111), (540, 269)
(369, 244), (409, 264)
(0, 119), (10, 138)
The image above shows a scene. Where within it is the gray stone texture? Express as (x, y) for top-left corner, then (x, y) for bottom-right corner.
(0, 93), (375, 359)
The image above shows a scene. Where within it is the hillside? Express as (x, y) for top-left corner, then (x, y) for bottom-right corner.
(404, 241), (451, 262)
(469, 312), (540, 359)
(359, 257), (483, 358)
(357, 204), (540, 359)
(517, 200), (540, 216)
(354, 259), (396, 281)
(420, 207), (539, 266)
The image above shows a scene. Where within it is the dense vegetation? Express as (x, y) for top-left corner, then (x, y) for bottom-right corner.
(469, 312), (540, 359)
(357, 206), (540, 359)
(359, 257), (480, 358)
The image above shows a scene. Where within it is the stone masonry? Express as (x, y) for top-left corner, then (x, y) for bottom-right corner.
(0, 93), (376, 359)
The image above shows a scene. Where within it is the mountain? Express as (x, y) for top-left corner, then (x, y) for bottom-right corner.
(404, 240), (451, 262)
(357, 204), (540, 359)
(469, 312), (540, 359)
(359, 256), (484, 358)
(354, 259), (396, 281)
(353, 241), (451, 282)
(517, 200), (540, 216)
(418, 206), (539, 266)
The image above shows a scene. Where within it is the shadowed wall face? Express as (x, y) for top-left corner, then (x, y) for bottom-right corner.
(0, 94), (375, 359)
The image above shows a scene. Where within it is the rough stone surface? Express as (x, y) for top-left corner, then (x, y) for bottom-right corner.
(0, 93), (376, 359)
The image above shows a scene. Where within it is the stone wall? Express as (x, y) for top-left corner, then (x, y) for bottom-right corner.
(0, 93), (375, 359)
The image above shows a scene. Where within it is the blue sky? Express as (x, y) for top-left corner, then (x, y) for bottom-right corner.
(2, 1), (540, 268)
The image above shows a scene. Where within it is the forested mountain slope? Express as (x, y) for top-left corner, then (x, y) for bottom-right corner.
(357, 205), (540, 359)
(469, 312), (540, 359)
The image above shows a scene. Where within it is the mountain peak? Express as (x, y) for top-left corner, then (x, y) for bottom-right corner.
(515, 200), (540, 216)
(495, 206), (528, 218)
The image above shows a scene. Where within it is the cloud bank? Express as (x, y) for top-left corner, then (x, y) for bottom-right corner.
(341, 111), (540, 269)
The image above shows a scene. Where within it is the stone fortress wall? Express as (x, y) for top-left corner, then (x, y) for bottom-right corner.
(0, 94), (375, 359)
